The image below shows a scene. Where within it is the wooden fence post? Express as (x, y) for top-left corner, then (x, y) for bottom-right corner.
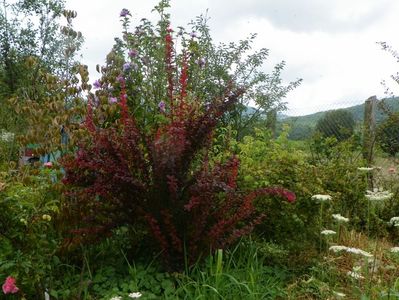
(362, 96), (377, 165)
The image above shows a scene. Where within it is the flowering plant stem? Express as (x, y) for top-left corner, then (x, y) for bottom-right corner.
(367, 199), (370, 237)
(337, 223), (341, 244)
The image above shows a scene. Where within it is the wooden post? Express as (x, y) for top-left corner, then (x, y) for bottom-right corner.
(362, 96), (377, 165)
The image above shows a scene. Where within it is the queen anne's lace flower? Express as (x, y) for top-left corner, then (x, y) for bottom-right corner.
(390, 247), (399, 253)
(312, 194), (332, 202)
(345, 247), (373, 258)
(332, 214), (349, 223)
(365, 188), (393, 201)
(333, 291), (346, 298)
(129, 292), (143, 298)
(329, 245), (348, 253)
(347, 271), (364, 279)
(329, 246), (372, 257)
(358, 167), (374, 172)
(321, 229), (336, 236)
(389, 217), (399, 227)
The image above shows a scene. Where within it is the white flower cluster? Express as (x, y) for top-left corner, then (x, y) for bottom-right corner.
(365, 188), (393, 201)
(346, 247), (373, 258)
(329, 245), (373, 258)
(389, 217), (399, 227)
(347, 271), (364, 280)
(312, 194), (332, 202)
(329, 245), (348, 253)
(391, 247), (399, 253)
(321, 229), (336, 236)
(357, 167), (374, 172)
(129, 292), (142, 298)
(109, 292), (142, 300)
(332, 214), (349, 223)
(0, 130), (14, 142)
(333, 291), (346, 298)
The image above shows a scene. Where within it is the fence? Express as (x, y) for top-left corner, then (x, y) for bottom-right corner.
(276, 95), (399, 161)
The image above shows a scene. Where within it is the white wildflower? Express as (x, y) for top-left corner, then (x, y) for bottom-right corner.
(347, 271), (364, 279)
(110, 297), (122, 300)
(129, 292), (143, 298)
(365, 189), (393, 201)
(0, 130), (14, 142)
(332, 214), (349, 223)
(390, 247), (399, 253)
(358, 167), (374, 172)
(321, 229), (336, 236)
(329, 246), (373, 257)
(333, 291), (346, 298)
(346, 247), (373, 258)
(329, 245), (348, 253)
(312, 194), (332, 202)
(389, 217), (399, 227)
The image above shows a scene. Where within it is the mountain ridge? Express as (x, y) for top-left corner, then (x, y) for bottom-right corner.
(279, 96), (399, 140)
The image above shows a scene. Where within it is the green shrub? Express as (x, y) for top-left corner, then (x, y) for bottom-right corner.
(0, 166), (63, 295)
(237, 128), (321, 257)
(377, 112), (399, 157)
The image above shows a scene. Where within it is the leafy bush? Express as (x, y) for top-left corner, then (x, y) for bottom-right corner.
(0, 166), (63, 296)
(377, 112), (399, 157)
(61, 73), (295, 270)
(59, 11), (297, 269)
(237, 128), (321, 257)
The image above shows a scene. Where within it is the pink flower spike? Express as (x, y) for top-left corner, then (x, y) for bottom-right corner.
(2, 276), (19, 294)
(44, 162), (53, 168)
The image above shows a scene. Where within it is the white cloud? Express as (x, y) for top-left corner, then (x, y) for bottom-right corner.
(65, 0), (399, 115)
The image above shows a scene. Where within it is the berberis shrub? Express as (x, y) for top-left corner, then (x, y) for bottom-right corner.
(61, 75), (295, 270)
(60, 9), (295, 270)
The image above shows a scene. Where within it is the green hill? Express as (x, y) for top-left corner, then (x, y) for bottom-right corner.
(280, 97), (399, 140)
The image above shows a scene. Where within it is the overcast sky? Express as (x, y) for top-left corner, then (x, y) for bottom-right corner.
(65, 0), (399, 116)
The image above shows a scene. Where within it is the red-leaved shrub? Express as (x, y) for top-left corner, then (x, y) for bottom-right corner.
(60, 32), (295, 269)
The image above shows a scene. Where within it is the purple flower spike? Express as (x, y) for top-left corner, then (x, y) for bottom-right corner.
(128, 49), (138, 58)
(158, 101), (166, 113)
(93, 80), (101, 89)
(190, 31), (197, 38)
(120, 8), (130, 17)
(109, 97), (118, 104)
(116, 75), (125, 84)
(123, 62), (131, 72)
(196, 57), (206, 68)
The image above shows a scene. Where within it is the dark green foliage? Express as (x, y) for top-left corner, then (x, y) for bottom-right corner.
(377, 112), (399, 156)
(0, 167), (63, 295)
(315, 109), (355, 141)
